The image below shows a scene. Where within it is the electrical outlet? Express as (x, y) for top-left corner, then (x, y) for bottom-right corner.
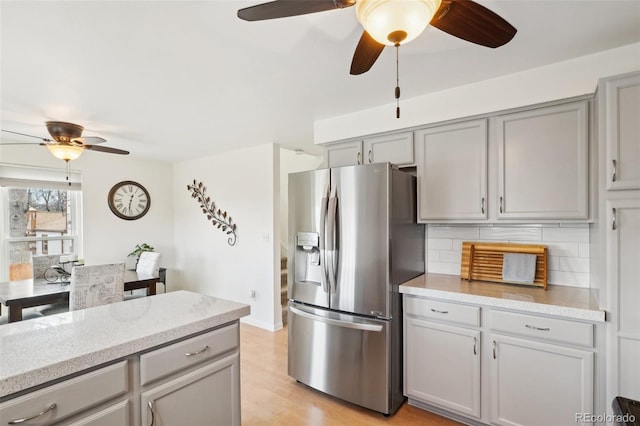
(249, 289), (256, 299)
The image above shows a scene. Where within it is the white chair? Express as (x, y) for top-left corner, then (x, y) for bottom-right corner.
(126, 252), (161, 299)
(69, 263), (125, 311)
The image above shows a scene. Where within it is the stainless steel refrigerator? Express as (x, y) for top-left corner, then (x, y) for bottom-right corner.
(287, 163), (425, 416)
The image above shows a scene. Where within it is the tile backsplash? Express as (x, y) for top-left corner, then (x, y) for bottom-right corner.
(426, 224), (590, 288)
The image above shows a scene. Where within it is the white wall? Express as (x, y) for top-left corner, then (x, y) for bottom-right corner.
(314, 43), (640, 144)
(173, 143), (280, 331)
(279, 148), (324, 254)
(0, 145), (175, 280)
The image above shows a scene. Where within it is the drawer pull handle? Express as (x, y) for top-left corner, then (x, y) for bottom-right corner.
(481, 197), (485, 214)
(473, 336), (477, 355)
(8, 403), (57, 424)
(499, 196), (503, 214)
(430, 308), (448, 314)
(525, 324), (550, 331)
(357, 152), (361, 165)
(185, 345), (210, 357)
(492, 340), (496, 359)
(612, 208), (617, 231)
(148, 401), (155, 426)
(612, 159), (617, 182)
(368, 149), (372, 163)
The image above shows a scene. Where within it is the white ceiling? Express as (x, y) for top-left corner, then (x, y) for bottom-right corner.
(1, 0), (639, 162)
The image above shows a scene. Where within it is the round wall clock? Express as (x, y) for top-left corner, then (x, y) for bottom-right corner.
(108, 181), (151, 220)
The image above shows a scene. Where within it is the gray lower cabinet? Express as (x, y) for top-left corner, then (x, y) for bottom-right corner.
(0, 322), (240, 426)
(140, 354), (240, 426)
(404, 297), (481, 419)
(0, 361), (129, 426)
(404, 295), (599, 425)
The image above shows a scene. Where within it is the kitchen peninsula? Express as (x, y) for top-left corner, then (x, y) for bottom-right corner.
(0, 291), (250, 426)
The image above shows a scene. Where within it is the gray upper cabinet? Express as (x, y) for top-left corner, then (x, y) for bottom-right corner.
(416, 119), (488, 221)
(363, 132), (414, 166)
(496, 100), (589, 220)
(600, 72), (640, 191)
(326, 140), (362, 167)
(326, 132), (414, 168)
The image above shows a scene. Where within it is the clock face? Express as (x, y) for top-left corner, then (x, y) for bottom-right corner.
(108, 181), (151, 220)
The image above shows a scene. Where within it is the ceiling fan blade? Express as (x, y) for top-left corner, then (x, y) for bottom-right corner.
(238, 0), (355, 21)
(430, 0), (517, 48)
(0, 142), (44, 146)
(350, 31), (386, 75)
(72, 136), (107, 145)
(1, 129), (51, 142)
(84, 145), (129, 155)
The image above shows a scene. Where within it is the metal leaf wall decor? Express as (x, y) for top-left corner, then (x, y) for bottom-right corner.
(187, 180), (237, 246)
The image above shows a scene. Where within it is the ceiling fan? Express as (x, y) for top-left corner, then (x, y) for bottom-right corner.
(1, 121), (129, 183)
(237, 0), (517, 117)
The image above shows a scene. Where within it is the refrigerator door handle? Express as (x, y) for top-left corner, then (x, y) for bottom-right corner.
(327, 185), (338, 294)
(290, 306), (383, 332)
(319, 184), (330, 294)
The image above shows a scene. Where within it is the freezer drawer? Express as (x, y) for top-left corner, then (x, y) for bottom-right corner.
(288, 303), (392, 414)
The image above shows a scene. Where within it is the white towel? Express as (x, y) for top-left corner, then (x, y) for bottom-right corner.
(502, 253), (536, 284)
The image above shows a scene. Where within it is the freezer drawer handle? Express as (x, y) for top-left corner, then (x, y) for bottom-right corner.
(430, 308), (448, 314)
(290, 306), (383, 332)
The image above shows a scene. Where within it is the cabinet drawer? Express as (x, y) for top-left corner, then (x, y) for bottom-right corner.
(490, 310), (593, 347)
(140, 323), (238, 386)
(0, 361), (127, 426)
(405, 297), (480, 327)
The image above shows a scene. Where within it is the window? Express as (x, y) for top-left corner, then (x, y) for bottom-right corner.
(0, 164), (82, 281)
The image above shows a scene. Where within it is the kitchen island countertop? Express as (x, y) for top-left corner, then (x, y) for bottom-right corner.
(400, 274), (605, 322)
(0, 290), (250, 398)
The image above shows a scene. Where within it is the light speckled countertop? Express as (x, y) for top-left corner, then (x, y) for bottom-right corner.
(0, 290), (250, 398)
(400, 274), (605, 322)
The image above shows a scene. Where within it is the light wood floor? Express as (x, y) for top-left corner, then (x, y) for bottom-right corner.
(240, 323), (461, 426)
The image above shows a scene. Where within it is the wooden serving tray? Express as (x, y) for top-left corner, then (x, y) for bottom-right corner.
(460, 241), (548, 289)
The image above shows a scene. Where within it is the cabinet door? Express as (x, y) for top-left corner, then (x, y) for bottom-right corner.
(496, 101), (589, 220)
(141, 353), (240, 426)
(405, 317), (481, 418)
(602, 72), (640, 190)
(416, 120), (487, 221)
(326, 141), (362, 167)
(490, 334), (593, 426)
(363, 132), (414, 166)
(606, 199), (640, 401)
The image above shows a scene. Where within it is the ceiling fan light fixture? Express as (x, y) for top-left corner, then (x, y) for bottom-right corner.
(356, 0), (442, 46)
(47, 144), (83, 161)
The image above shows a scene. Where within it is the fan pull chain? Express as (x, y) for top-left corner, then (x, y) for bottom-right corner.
(395, 44), (400, 119)
(65, 160), (71, 186)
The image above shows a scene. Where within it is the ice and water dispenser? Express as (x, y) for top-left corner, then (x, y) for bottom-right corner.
(294, 232), (322, 284)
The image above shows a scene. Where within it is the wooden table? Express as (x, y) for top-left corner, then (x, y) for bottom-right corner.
(0, 270), (158, 323)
